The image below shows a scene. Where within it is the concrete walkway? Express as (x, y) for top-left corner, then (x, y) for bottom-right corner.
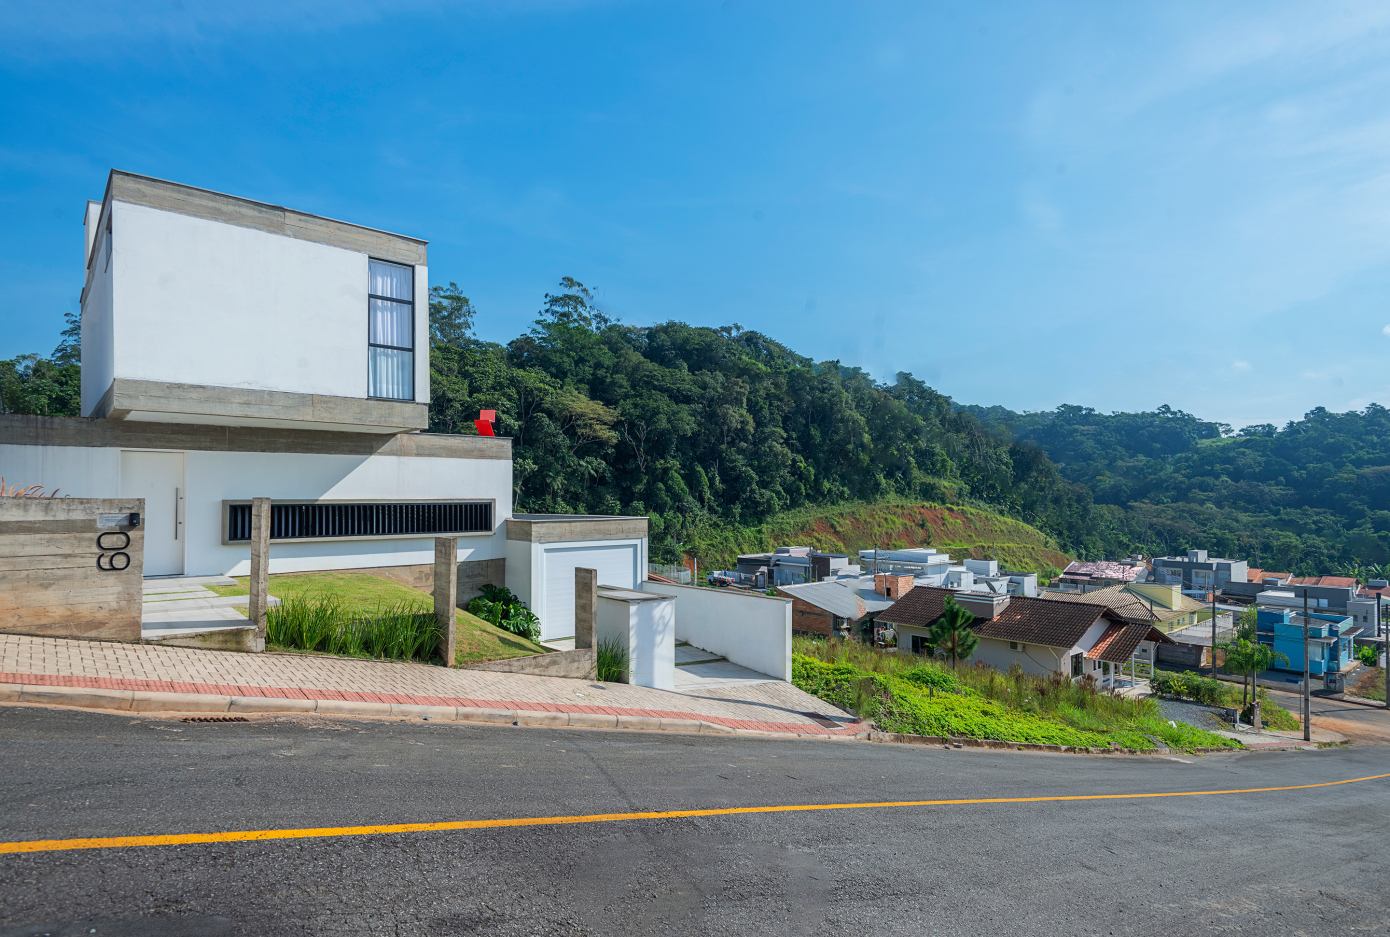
(0, 634), (861, 738)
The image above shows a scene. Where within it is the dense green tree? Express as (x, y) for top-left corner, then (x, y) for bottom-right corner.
(927, 597), (979, 670)
(1, 311), (80, 416)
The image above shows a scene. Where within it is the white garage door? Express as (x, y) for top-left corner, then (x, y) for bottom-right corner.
(542, 543), (640, 641)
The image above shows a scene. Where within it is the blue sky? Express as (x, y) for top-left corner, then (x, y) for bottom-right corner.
(3, 0), (1390, 428)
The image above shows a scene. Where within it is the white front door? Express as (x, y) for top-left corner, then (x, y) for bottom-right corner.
(120, 451), (185, 577)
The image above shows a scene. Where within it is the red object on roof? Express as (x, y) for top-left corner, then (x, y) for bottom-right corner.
(474, 409), (496, 437)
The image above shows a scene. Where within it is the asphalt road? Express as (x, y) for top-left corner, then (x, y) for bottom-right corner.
(2, 705), (1390, 937)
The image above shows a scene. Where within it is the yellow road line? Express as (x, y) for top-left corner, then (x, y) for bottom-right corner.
(4, 771), (1388, 857)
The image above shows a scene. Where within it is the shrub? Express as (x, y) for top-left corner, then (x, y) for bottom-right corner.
(596, 637), (629, 683)
(267, 595), (440, 662)
(792, 641), (1240, 752)
(1152, 670), (1228, 707)
(467, 584), (541, 641)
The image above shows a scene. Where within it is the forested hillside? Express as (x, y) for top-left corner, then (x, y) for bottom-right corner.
(684, 500), (1071, 576)
(6, 278), (1387, 575)
(968, 403), (1390, 576)
(426, 279), (1112, 562)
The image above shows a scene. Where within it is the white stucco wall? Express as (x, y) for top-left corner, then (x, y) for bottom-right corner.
(0, 444), (121, 499)
(0, 443), (511, 576)
(968, 637), (1065, 677)
(105, 200), (428, 404)
(80, 230), (115, 418)
(596, 592), (675, 690)
(640, 581), (792, 681)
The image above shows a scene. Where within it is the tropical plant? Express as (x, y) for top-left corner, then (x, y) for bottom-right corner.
(466, 584), (542, 641)
(926, 596), (978, 670)
(1220, 639), (1288, 707)
(1234, 606), (1258, 642)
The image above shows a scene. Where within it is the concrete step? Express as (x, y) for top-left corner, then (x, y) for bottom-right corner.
(674, 644), (726, 667)
(142, 608), (246, 628)
(140, 595), (278, 613)
(142, 590), (217, 603)
(142, 575), (238, 592)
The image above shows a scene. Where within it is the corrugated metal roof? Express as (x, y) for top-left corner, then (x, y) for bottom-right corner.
(777, 581), (869, 620)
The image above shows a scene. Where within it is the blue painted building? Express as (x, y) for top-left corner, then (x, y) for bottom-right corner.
(1255, 607), (1359, 676)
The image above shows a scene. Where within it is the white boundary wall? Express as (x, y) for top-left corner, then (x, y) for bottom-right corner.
(596, 589), (675, 690)
(0, 443), (511, 576)
(640, 581), (792, 681)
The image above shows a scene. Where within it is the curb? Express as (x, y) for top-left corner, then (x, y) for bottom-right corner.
(0, 682), (867, 741)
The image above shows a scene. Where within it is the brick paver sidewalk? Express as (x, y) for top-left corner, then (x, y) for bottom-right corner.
(0, 634), (861, 737)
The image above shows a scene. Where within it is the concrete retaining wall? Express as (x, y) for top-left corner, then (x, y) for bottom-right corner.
(0, 497), (144, 642)
(467, 648), (596, 680)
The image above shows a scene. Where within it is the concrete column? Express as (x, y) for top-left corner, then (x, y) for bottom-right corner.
(575, 567), (597, 650)
(246, 497), (271, 651)
(435, 537), (460, 666)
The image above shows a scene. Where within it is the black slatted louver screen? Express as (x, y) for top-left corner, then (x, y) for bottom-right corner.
(225, 501), (492, 543)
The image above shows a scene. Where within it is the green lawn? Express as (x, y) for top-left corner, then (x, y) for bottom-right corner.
(209, 571), (550, 664)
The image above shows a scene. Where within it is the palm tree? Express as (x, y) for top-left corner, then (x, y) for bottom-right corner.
(927, 596), (978, 671)
(1221, 638), (1287, 707)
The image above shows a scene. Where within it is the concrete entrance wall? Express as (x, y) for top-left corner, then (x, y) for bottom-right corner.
(0, 497), (144, 642)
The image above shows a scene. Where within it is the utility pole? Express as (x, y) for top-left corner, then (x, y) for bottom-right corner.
(1302, 589), (1311, 742)
(1380, 595), (1387, 711)
(1209, 589), (1219, 675)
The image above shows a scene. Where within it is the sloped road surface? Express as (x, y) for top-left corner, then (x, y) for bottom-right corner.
(1, 705), (1389, 937)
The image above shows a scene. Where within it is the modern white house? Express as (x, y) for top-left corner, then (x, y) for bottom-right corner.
(0, 170), (646, 643)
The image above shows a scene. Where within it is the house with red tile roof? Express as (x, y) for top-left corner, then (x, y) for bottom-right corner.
(877, 587), (1173, 691)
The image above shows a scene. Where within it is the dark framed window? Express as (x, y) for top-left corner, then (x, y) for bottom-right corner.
(1070, 652), (1084, 678)
(224, 500), (492, 544)
(368, 258), (414, 400)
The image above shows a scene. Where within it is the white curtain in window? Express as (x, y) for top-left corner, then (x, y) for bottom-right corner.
(369, 298), (413, 348)
(369, 259), (413, 300)
(369, 347), (413, 400)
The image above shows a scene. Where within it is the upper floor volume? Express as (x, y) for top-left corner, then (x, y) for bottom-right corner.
(79, 170), (430, 435)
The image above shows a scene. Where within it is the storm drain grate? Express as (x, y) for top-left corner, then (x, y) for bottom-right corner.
(180, 716), (250, 723)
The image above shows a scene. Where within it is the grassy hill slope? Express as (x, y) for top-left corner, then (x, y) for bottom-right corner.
(687, 499), (1071, 577)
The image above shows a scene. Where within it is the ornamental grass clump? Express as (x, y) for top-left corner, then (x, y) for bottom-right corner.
(267, 595), (440, 662)
(596, 637), (630, 683)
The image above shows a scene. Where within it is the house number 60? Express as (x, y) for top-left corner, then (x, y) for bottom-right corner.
(96, 531), (131, 572)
